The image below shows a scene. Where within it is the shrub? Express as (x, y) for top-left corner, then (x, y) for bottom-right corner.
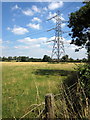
(77, 64), (90, 98)
(61, 63), (90, 119)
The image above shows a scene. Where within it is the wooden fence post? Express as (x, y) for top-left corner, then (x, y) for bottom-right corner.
(45, 93), (54, 119)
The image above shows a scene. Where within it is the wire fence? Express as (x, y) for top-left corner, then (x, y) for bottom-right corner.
(18, 80), (90, 120)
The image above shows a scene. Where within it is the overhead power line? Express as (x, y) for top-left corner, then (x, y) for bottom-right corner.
(47, 10), (68, 62)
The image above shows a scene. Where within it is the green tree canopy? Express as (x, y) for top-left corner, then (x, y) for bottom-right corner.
(42, 55), (52, 62)
(68, 2), (90, 60)
(61, 55), (69, 62)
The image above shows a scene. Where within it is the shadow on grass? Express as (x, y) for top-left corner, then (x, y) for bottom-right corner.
(34, 69), (75, 76)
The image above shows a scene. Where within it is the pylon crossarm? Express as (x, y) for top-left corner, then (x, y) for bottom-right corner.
(47, 15), (57, 21)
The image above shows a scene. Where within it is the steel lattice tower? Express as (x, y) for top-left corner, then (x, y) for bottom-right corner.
(47, 11), (66, 62)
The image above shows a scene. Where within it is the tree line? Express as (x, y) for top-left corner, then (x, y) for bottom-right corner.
(0, 55), (88, 62)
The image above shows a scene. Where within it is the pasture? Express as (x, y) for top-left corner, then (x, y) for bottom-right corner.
(2, 62), (78, 118)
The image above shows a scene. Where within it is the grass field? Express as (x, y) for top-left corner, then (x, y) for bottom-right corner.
(2, 62), (78, 118)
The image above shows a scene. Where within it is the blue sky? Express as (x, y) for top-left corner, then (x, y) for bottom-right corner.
(1, 1), (87, 59)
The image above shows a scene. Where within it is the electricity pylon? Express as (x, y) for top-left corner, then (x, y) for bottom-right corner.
(47, 11), (67, 62)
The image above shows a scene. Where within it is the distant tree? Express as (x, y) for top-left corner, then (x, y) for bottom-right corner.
(8, 56), (13, 61)
(82, 58), (87, 62)
(19, 56), (29, 62)
(0, 57), (2, 61)
(68, 2), (90, 61)
(2, 56), (8, 61)
(16, 56), (21, 62)
(75, 58), (81, 62)
(29, 58), (38, 62)
(13, 56), (17, 60)
(69, 57), (74, 62)
(61, 55), (69, 62)
(32, 58), (42, 62)
(42, 55), (52, 62)
(29, 58), (34, 62)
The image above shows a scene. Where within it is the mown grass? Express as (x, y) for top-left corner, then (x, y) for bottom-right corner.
(2, 62), (79, 118)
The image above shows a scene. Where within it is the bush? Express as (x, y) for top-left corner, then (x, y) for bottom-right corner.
(61, 63), (90, 119)
(63, 64), (90, 98)
(77, 64), (90, 98)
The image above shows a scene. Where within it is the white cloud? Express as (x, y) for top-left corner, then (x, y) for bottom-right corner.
(48, 1), (63, 10)
(0, 45), (4, 49)
(18, 36), (65, 45)
(61, 38), (87, 59)
(37, 37), (48, 41)
(18, 37), (48, 44)
(47, 12), (57, 23)
(47, 12), (66, 28)
(27, 23), (41, 30)
(15, 37), (43, 50)
(48, 12), (57, 19)
(32, 44), (41, 48)
(61, 23), (66, 28)
(60, 13), (65, 21)
(7, 26), (29, 35)
(22, 6), (40, 16)
(4, 40), (11, 44)
(48, 36), (55, 41)
(43, 36), (86, 59)
(48, 12), (65, 21)
(0, 38), (9, 53)
(15, 44), (41, 49)
(32, 5), (41, 13)
(14, 36), (52, 58)
(0, 38), (2, 44)
(32, 17), (42, 22)
(12, 18), (15, 22)
(0, 39), (11, 52)
(43, 7), (48, 11)
(70, 45), (78, 50)
(12, 4), (21, 10)
(65, 45), (87, 59)
(7, 27), (11, 30)
(18, 37), (36, 43)
(22, 9), (34, 16)
(14, 45), (29, 49)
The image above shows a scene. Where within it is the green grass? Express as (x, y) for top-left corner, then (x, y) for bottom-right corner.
(2, 62), (78, 118)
